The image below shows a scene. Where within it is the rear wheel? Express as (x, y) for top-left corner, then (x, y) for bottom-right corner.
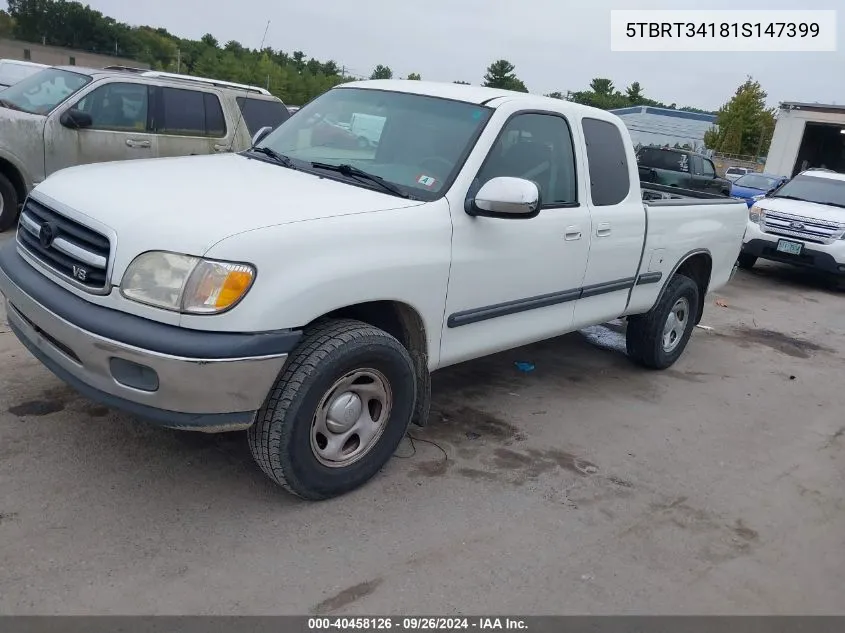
(626, 274), (700, 370)
(737, 253), (757, 270)
(247, 318), (416, 500)
(0, 172), (20, 232)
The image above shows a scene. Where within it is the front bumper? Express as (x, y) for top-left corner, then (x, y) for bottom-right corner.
(741, 236), (845, 276)
(0, 243), (302, 431)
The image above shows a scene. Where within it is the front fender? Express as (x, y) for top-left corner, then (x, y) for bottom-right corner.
(181, 201), (454, 364)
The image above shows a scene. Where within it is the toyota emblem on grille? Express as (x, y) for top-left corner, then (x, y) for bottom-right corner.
(790, 221), (805, 230)
(39, 222), (56, 248)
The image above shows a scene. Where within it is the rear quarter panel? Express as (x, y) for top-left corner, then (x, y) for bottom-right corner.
(625, 199), (748, 315)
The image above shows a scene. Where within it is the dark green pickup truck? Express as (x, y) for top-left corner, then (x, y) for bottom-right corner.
(636, 147), (731, 197)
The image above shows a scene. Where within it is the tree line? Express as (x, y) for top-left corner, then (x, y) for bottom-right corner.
(1, 0), (774, 156)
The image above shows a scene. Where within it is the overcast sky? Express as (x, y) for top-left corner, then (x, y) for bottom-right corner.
(8, 0), (844, 110)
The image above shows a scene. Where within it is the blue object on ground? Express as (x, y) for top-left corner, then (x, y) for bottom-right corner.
(514, 361), (535, 372)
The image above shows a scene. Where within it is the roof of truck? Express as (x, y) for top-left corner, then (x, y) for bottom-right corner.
(340, 79), (624, 120)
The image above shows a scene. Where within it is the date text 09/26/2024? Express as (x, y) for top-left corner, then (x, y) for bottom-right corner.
(308, 617), (527, 631)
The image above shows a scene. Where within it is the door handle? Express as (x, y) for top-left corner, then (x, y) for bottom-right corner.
(564, 226), (582, 241)
(125, 139), (151, 148)
(596, 222), (612, 237)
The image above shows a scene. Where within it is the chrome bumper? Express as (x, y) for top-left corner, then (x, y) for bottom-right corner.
(0, 264), (290, 431)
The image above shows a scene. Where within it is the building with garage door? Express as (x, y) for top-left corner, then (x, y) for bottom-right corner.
(764, 102), (845, 177)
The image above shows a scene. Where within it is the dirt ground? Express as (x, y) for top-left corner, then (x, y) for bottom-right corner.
(1, 230), (843, 615)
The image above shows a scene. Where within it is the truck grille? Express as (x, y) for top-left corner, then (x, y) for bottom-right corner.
(16, 198), (111, 291)
(761, 210), (845, 245)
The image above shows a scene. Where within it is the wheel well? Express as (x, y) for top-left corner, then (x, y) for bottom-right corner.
(675, 252), (712, 324)
(322, 301), (428, 359)
(0, 158), (26, 202)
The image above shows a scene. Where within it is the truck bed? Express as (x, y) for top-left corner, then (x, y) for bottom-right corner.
(641, 182), (731, 202)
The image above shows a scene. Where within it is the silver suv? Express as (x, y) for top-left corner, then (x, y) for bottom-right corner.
(0, 66), (291, 230)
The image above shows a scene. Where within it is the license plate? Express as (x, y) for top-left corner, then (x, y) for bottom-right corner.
(776, 239), (803, 255)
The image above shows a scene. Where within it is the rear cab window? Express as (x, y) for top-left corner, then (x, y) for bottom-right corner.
(582, 117), (631, 206)
(236, 97), (291, 136)
(636, 147), (689, 173)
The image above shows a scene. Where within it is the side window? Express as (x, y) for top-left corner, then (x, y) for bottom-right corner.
(235, 97), (291, 136)
(74, 82), (149, 132)
(204, 93), (226, 137)
(690, 155), (703, 175)
(702, 159), (716, 178)
(159, 87), (226, 137)
(476, 113), (577, 207)
(581, 117), (630, 206)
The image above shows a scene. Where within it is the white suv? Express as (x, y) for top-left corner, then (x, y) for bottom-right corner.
(739, 169), (845, 275)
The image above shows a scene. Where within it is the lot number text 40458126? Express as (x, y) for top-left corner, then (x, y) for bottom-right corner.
(307, 617), (528, 631)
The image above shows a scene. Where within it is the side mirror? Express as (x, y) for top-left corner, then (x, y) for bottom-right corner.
(466, 177), (541, 219)
(59, 109), (93, 129)
(251, 125), (273, 147)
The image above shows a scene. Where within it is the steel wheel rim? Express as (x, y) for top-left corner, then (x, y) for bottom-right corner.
(310, 368), (393, 468)
(662, 297), (689, 353)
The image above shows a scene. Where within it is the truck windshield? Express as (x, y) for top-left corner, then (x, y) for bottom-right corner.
(255, 87), (493, 199)
(770, 174), (845, 208)
(0, 68), (91, 115)
(735, 174), (779, 190)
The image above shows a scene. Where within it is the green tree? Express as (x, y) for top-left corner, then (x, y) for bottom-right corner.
(370, 65), (393, 79)
(625, 82), (645, 105)
(704, 76), (775, 157)
(589, 78), (614, 97)
(406, 72), (421, 80)
(545, 91), (564, 99)
(482, 59), (528, 92)
(200, 33), (218, 48)
(453, 80), (470, 85)
(0, 10), (14, 37)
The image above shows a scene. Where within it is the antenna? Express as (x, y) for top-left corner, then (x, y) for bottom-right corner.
(228, 20), (271, 152)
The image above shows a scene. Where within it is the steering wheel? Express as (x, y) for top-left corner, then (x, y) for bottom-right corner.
(418, 156), (453, 176)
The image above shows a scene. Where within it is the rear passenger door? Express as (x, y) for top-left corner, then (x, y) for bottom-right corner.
(571, 117), (647, 328)
(152, 86), (233, 158)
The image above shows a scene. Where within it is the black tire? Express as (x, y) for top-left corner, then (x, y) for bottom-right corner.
(737, 253), (757, 270)
(0, 172), (20, 232)
(247, 318), (416, 500)
(626, 274), (700, 370)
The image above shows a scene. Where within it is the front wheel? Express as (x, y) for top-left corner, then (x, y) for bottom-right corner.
(247, 318), (417, 500)
(0, 172), (20, 232)
(626, 274), (700, 370)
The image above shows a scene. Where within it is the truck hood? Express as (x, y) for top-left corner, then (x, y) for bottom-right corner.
(32, 153), (425, 260)
(755, 196), (845, 224)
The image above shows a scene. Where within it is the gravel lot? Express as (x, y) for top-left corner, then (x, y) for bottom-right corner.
(1, 229), (843, 615)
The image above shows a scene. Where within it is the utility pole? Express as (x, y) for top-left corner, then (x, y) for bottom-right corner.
(176, 49), (181, 73)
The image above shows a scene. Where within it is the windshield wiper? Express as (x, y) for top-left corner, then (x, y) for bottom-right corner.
(310, 162), (409, 198)
(249, 146), (297, 170)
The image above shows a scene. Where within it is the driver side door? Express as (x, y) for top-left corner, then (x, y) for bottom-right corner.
(439, 108), (592, 367)
(45, 80), (156, 177)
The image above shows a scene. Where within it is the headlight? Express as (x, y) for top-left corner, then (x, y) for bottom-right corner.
(120, 251), (256, 314)
(752, 194), (765, 201)
(748, 206), (766, 224)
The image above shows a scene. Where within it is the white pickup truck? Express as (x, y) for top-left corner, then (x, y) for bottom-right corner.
(0, 80), (748, 500)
